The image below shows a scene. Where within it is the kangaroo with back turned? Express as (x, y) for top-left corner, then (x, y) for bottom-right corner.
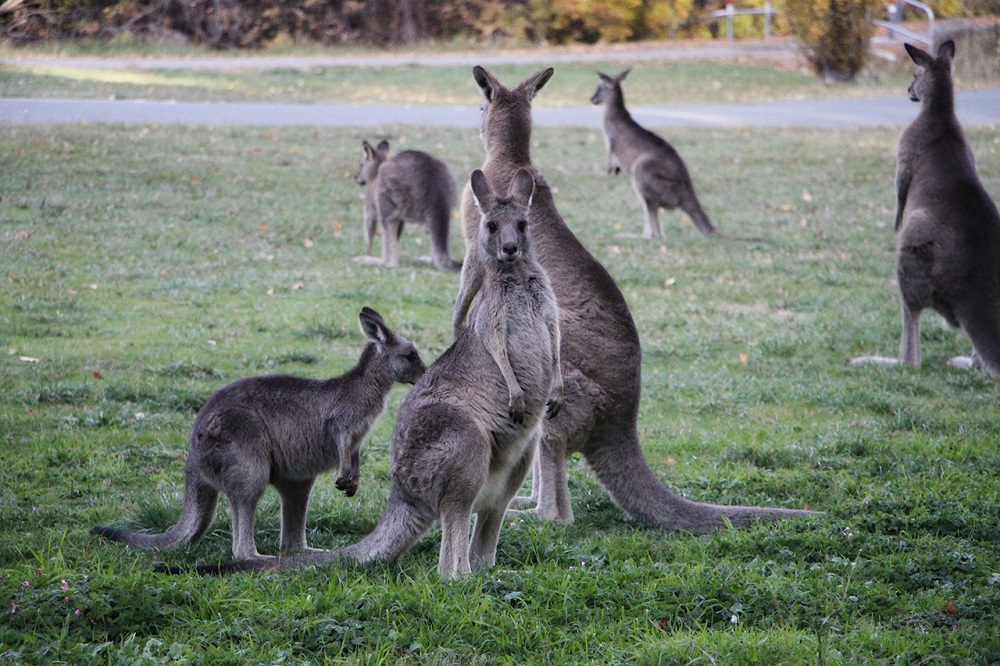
(178, 168), (563, 577)
(455, 66), (813, 533)
(354, 140), (461, 271)
(590, 68), (715, 239)
(94, 307), (426, 561)
(848, 41), (1000, 375)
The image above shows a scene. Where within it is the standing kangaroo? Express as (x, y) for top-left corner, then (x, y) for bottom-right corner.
(177, 168), (563, 577)
(590, 68), (715, 239)
(848, 41), (1000, 375)
(455, 66), (813, 532)
(94, 307), (426, 561)
(354, 140), (461, 271)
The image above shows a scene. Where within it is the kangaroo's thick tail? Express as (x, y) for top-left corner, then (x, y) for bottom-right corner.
(584, 430), (818, 534)
(93, 474), (219, 550)
(681, 192), (716, 237)
(158, 485), (437, 576)
(958, 299), (1000, 377)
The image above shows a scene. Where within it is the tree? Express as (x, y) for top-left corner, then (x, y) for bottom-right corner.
(778, 0), (881, 83)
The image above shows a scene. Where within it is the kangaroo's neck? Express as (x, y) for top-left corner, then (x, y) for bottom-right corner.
(485, 116), (533, 168)
(338, 343), (393, 396)
(604, 86), (633, 125)
(922, 72), (956, 120)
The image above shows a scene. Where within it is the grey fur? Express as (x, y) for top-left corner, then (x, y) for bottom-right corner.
(181, 168), (562, 577)
(590, 68), (715, 238)
(455, 66), (815, 533)
(355, 139), (461, 271)
(848, 41), (1000, 375)
(93, 307), (426, 561)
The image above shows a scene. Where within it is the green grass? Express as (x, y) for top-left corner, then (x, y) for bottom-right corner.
(2, 116), (1000, 664)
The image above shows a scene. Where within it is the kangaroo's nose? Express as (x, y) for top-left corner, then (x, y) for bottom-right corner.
(502, 242), (518, 258)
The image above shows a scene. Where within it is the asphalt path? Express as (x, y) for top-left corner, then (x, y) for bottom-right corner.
(3, 89), (999, 129)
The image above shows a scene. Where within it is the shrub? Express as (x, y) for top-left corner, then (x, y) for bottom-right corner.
(777, 0), (882, 83)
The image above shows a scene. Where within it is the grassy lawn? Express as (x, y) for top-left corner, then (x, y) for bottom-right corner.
(2, 106), (1000, 663)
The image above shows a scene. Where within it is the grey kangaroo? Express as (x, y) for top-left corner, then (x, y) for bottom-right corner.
(93, 307), (426, 561)
(177, 168), (563, 577)
(355, 140), (461, 271)
(455, 66), (814, 533)
(590, 68), (715, 238)
(848, 41), (1000, 375)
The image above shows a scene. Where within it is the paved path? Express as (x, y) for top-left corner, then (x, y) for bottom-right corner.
(2, 89), (999, 129)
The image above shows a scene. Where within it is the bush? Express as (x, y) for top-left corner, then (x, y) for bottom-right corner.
(777, 0), (882, 83)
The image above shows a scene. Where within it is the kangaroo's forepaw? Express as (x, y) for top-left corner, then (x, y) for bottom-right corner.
(336, 477), (359, 497)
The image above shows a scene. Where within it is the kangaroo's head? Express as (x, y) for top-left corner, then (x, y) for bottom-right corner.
(473, 66), (553, 161)
(590, 68), (631, 106)
(358, 306), (426, 385)
(470, 168), (535, 266)
(904, 40), (955, 105)
(356, 140), (390, 186)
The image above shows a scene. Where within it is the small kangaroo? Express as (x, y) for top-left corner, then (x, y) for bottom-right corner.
(590, 68), (715, 238)
(354, 140), (461, 271)
(177, 168), (563, 577)
(848, 41), (1000, 375)
(93, 307), (426, 561)
(456, 66), (814, 533)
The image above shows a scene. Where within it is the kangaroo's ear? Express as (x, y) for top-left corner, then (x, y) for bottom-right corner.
(905, 43), (933, 67)
(597, 71), (612, 82)
(937, 39), (955, 61)
(376, 140), (390, 156)
(518, 68), (554, 100)
(617, 68), (632, 82)
(362, 140), (374, 157)
(474, 66), (502, 101)
(359, 307), (391, 345)
(509, 169), (535, 207)
(470, 169), (493, 212)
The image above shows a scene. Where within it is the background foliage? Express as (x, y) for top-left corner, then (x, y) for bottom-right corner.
(0, 0), (991, 47)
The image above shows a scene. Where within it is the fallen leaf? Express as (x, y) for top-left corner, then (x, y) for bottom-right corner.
(20, 356), (40, 363)
(739, 353), (749, 365)
(303, 238), (314, 248)
(93, 371), (103, 380)
(941, 598), (960, 616)
(802, 191), (813, 202)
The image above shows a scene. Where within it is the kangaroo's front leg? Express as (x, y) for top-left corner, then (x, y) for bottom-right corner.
(483, 302), (524, 423)
(332, 429), (361, 497)
(453, 253), (484, 337)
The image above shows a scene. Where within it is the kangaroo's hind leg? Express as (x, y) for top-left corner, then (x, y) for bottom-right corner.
(274, 477), (318, 553)
(470, 436), (536, 571)
(898, 300), (924, 367)
(221, 463), (271, 560)
(954, 297), (1000, 376)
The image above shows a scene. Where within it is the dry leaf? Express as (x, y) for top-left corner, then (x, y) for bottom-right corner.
(941, 598), (960, 616)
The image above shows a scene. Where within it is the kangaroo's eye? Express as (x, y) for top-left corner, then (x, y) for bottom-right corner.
(517, 220), (527, 233)
(487, 222), (498, 233)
